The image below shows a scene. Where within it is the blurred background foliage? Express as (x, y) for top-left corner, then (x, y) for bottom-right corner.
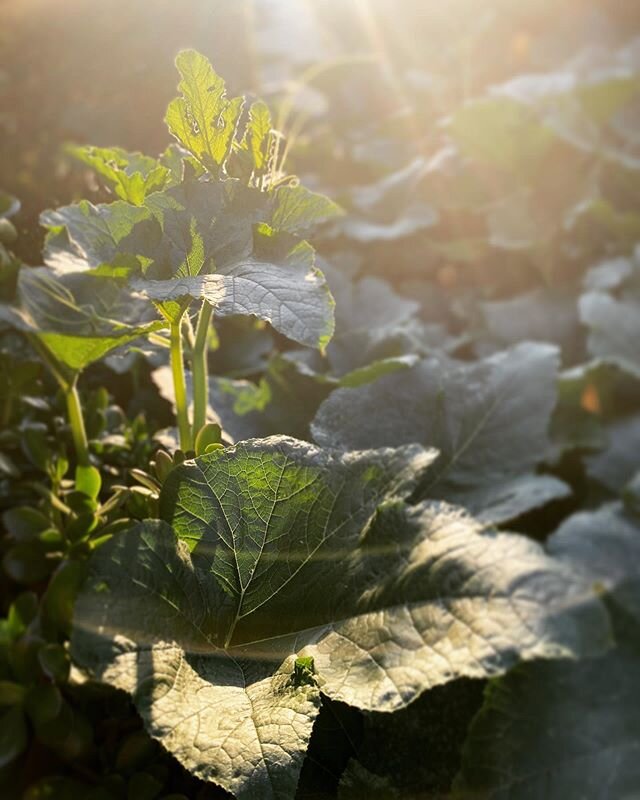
(2, 0), (639, 264)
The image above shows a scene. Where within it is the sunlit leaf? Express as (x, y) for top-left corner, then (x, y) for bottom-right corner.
(72, 438), (607, 798)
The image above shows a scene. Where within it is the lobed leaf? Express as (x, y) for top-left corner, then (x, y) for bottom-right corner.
(72, 437), (609, 799)
(165, 49), (244, 174)
(132, 242), (335, 349)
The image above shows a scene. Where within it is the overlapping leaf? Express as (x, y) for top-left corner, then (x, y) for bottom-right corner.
(72, 437), (608, 799)
(133, 240), (334, 349)
(312, 343), (569, 523)
(36, 51), (339, 353)
(455, 503), (640, 799)
(0, 267), (162, 373)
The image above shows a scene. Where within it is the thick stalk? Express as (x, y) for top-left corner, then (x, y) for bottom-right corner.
(170, 319), (192, 452)
(65, 381), (90, 467)
(191, 301), (213, 438)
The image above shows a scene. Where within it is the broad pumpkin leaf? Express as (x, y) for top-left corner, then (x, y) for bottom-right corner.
(165, 49), (244, 174)
(41, 181), (335, 348)
(133, 241), (334, 349)
(477, 288), (581, 362)
(340, 204), (438, 243)
(454, 639), (640, 800)
(72, 437), (608, 799)
(547, 502), (640, 610)
(340, 157), (438, 243)
(0, 267), (163, 372)
(447, 97), (557, 180)
(455, 502), (640, 799)
(312, 343), (569, 524)
(583, 254), (634, 292)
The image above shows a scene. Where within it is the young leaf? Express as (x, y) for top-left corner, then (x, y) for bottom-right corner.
(68, 145), (172, 205)
(246, 100), (273, 173)
(165, 49), (244, 174)
(194, 422), (222, 456)
(75, 464), (102, 500)
(72, 438), (608, 799)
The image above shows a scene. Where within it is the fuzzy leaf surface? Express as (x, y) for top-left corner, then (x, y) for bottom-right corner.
(165, 49), (244, 173)
(72, 437), (608, 798)
(133, 242), (334, 348)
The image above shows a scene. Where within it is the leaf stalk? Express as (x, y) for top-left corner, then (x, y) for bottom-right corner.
(170, 319), (192, 451)
(191, 300), (213, 439)
(65, 380), (90, 468)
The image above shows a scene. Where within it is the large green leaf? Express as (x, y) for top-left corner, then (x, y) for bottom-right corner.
(312, 343), (569, 524)
(340, 157), (438, 243)
(0, 267), (163, 372)
(547, 502), (640, 609)
(455, 640), (640, 800)
(133, 241), (334, 349)
(41, 181), (335, 346)
(478, 288), (581, 361)
(455, 503), (640, 799)
(165, 49), (244, 174)
(72, 438), (608, 799)
(448, 97), (557, 180)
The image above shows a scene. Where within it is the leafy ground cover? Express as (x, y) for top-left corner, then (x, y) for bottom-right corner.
(1, 3), (639, 799)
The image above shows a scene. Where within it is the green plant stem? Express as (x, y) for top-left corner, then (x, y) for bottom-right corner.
(65, 381), (90, 467)
(171, 319), (192, 452)
(192, 301), (213, 439)
(27, 334), (92, 468)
